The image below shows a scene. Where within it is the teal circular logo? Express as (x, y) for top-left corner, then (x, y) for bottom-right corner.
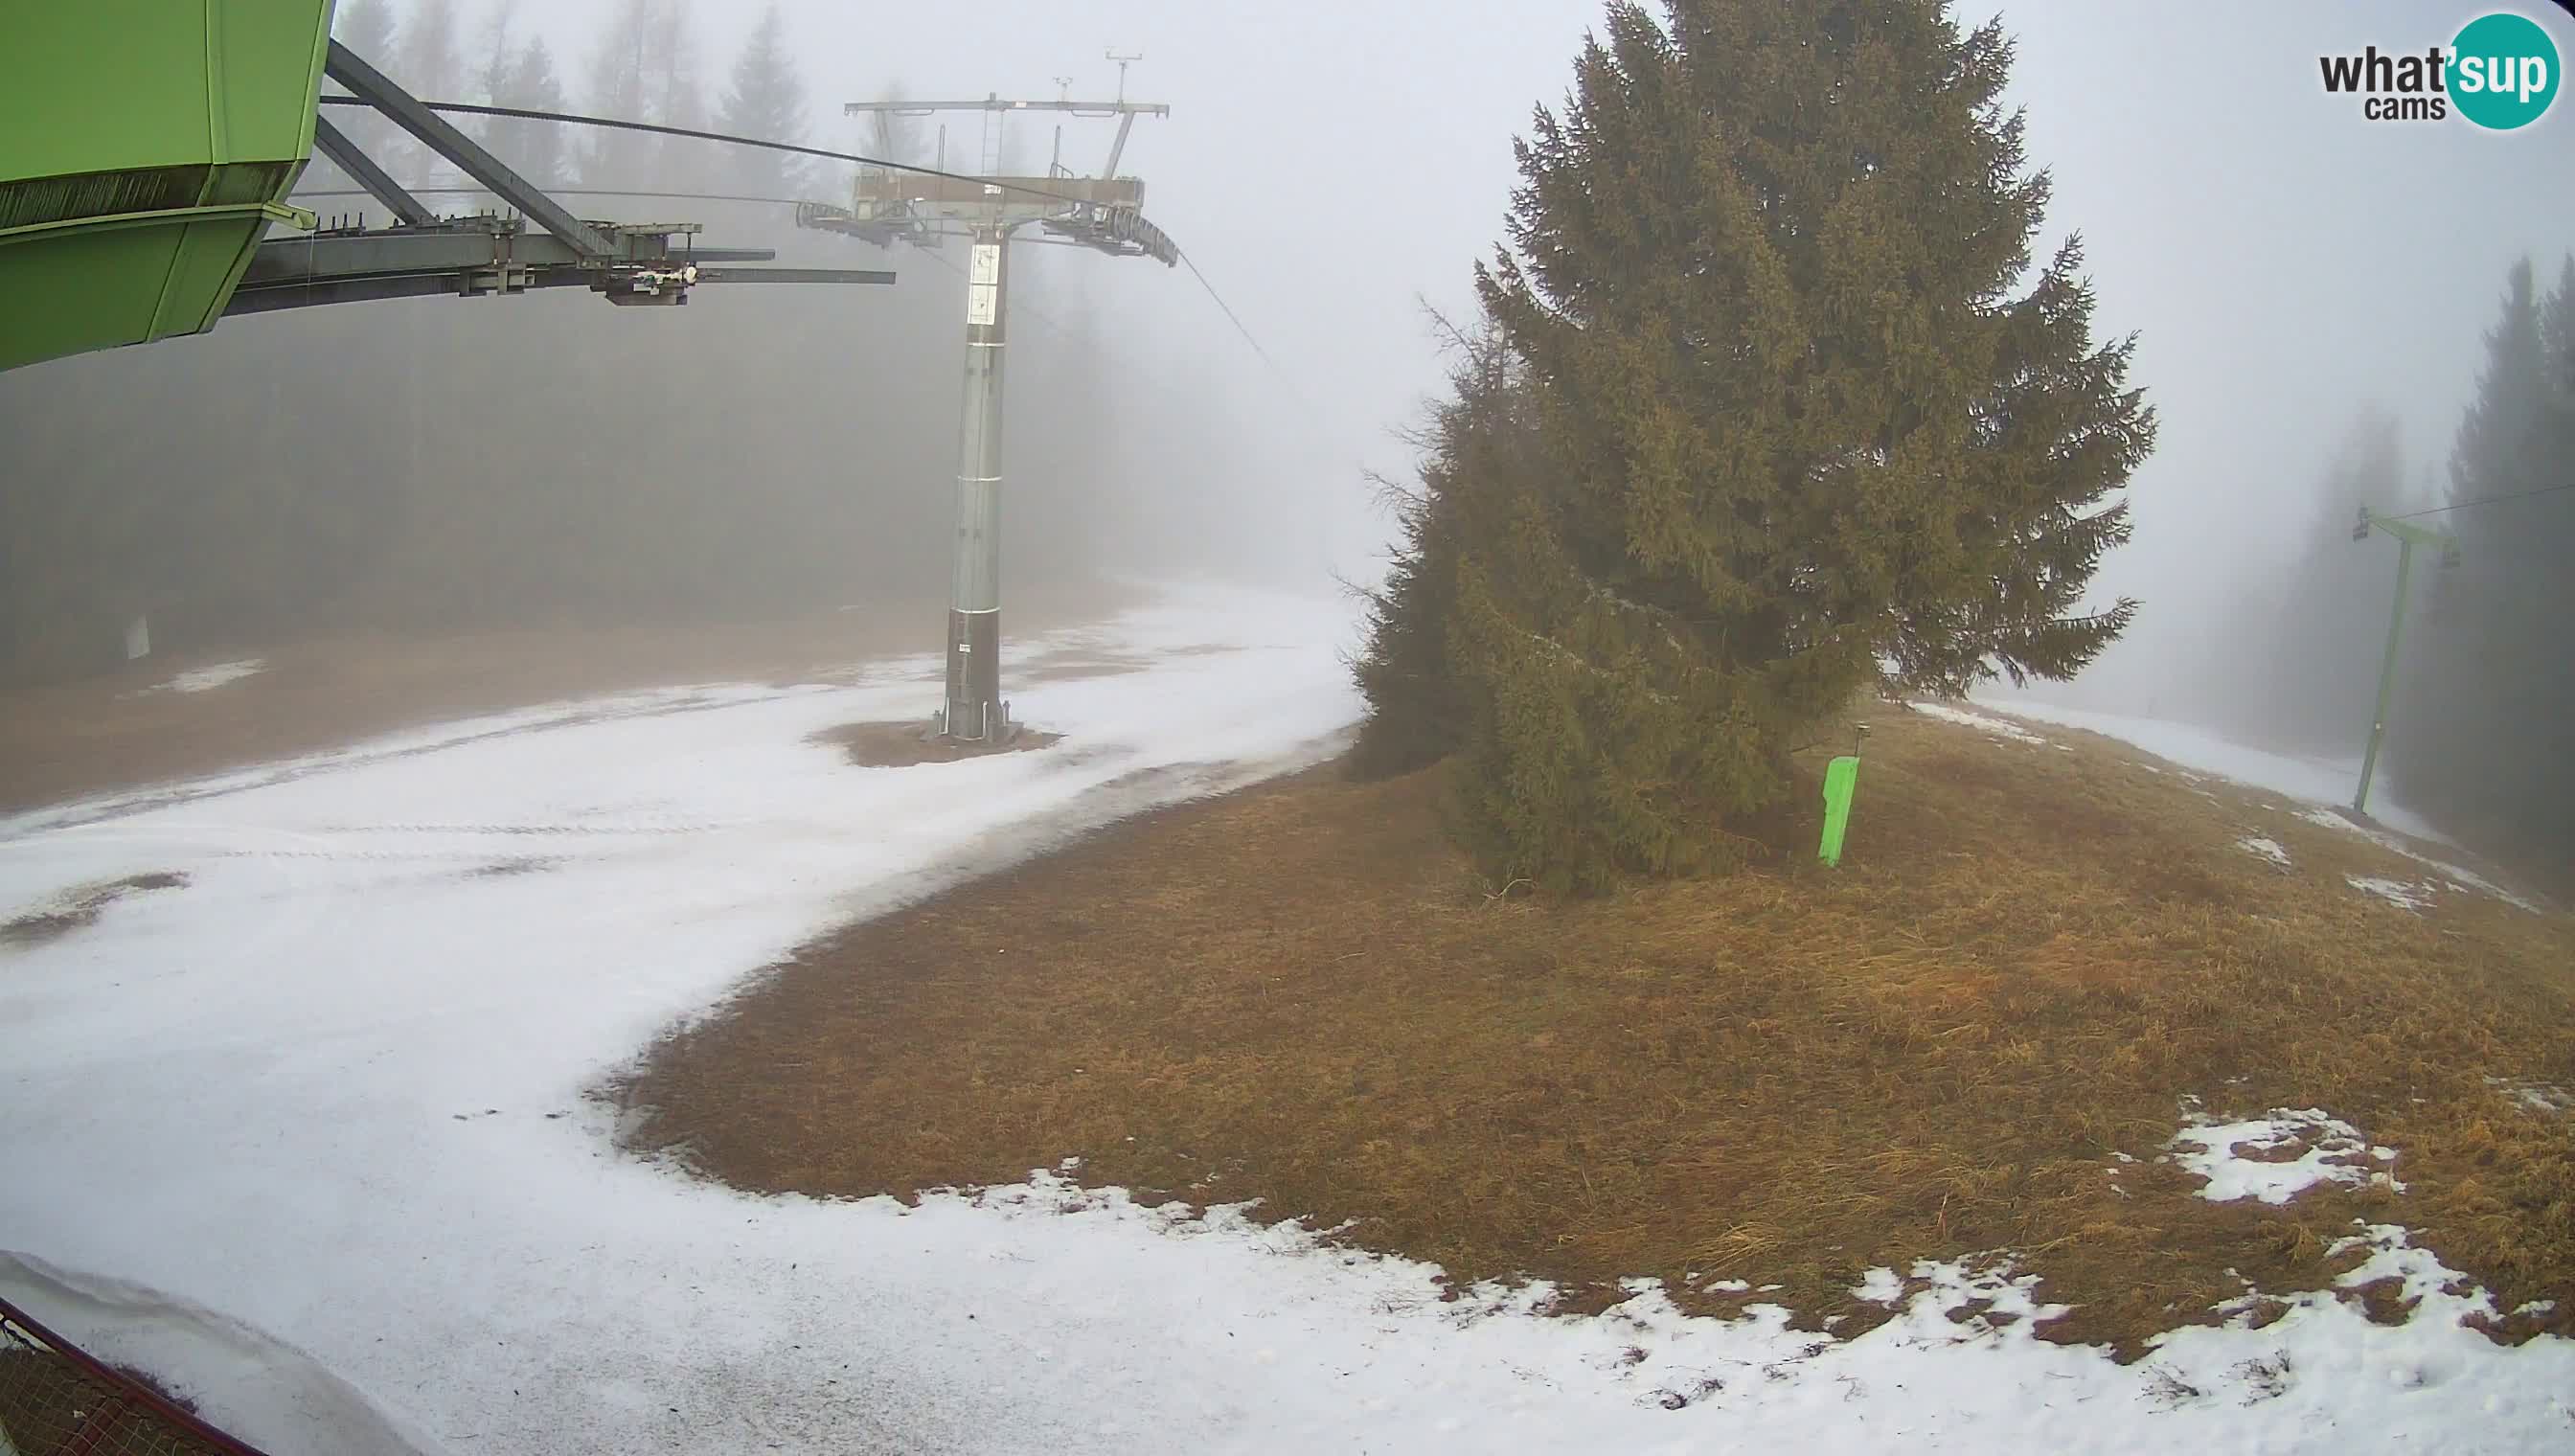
(2450, 12), (2560, 129)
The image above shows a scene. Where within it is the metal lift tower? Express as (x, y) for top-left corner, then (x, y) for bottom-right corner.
(808, 64), (1177, 742)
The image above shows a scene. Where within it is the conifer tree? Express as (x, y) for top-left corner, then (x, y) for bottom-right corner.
(2390, 257), (2575, 857)
(718, 7), (810, 196)
(1364, 0), (2155, 889)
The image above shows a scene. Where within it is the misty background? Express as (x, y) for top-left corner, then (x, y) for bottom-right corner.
(1, 1), (2569, 854)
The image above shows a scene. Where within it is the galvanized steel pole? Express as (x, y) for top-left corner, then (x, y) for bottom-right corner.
(945, 223), (1011, 740)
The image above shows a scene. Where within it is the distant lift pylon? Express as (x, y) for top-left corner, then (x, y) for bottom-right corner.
(811, 74), (1176, 743)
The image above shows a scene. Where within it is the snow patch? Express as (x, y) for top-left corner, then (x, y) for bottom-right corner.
(1851, 1266), (1907, 1304)
(0, 1251), (448, 1455)
(2169, 1108), (2404, 1204)
(2302, 810), (2541, 914)
(2236, 836), (2292, 869)
(8, 590), (2575, 1454)
(1908, 700), (2048, 744)
(129, 658), (266, 695)
(2485, 1077), (2571, 1116)
(1971, 697), (2455, 842)
(2346, 876), (2438, 913)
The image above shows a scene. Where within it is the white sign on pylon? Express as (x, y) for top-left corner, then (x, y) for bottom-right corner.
(967, 243), (1000, 325)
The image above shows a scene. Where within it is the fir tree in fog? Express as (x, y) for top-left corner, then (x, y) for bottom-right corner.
(717, 7), (809, 198)
(490, 35), (567, 191)
(391, 0), (463, 183)
(2194, 408), (2417, 757)
(316, 0), (401, 200)
(863, 86), (928, 171)
(2388, 257), (2575, 859)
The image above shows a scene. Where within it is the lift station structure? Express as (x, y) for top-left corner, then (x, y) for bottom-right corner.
(802, 69), (1177, 742)
(2, 5), (891, 376)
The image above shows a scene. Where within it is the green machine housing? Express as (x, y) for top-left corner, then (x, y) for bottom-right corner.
(0, 2), (334, 374)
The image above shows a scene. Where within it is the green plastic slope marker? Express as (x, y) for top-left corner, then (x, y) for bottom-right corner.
(1819, 755), (1861, 867)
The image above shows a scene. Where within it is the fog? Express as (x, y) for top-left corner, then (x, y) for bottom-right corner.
(1988, 3), (2574, 722)
(5, 2), (2570, 764)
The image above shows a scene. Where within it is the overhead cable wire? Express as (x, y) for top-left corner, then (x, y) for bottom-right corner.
(312, 95), (1108, 211)
(2376, 481), (2575, 521)
(311, 96), (1339, 456)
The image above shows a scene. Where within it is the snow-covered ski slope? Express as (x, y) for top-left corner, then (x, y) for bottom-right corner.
(1970, 695), (2447, 841)
(4, 593), (2568, 1453)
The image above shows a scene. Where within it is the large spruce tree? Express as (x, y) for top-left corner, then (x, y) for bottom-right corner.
(1366, 0), (2155, 890)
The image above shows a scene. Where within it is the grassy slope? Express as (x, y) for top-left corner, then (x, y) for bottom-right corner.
(623, 705), (2574, 1354)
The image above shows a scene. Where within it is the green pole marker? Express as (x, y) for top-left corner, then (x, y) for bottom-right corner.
(2349, 506), (2458, 818)
(2354, 535), (2412, 817)
(1818, 755), (1861, 867)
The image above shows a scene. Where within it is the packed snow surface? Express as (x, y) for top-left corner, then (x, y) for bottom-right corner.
(5, 590), (2571, 1453)
(1971, 697), (2448, 841)
(123, 658), (267, 696)
(1907, 700), (2048, 744)
(1979, 698), (2544, 914)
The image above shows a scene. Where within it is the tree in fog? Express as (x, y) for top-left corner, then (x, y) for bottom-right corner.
(334, 0), (395, 58)
(490, 36), (567, 191)
(391, 0), (463, 183)
(471, 3), (516, 109)
(2201, 407), (2413, 754)
(1350, 316), (1530, 779)
(649, 18), (716, 196)
(717, 6), (810, 198)
(317, 0), (400, 198)
(865, 85), (929, 170)
(1359, 0), (2154, 890)
(2390, 257), (2575, 857)
(585, 0), (683, 191)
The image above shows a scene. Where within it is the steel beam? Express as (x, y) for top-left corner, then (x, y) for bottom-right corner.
(238, 226), (763, 287)
(695, 266), (897, 285)
(224, 267), (594, 314)
(322, 41), (617, 259)
(228, 224), (888, 315)
(309, 114), (438, 228)
(844, 99), (1169, 117)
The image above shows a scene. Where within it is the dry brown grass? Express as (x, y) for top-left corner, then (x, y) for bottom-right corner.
(621, 706), (2575, 1355)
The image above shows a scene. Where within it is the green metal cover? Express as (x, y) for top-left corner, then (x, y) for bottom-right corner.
(1817, 755), (1861, 867)
(0, 1), (335, 374)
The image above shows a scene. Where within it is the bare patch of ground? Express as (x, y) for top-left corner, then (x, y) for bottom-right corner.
(621, 705), (2575, 1358)
(3, 872), (189, 948)
(814, 721), (1062, 768)
(0, 580), (1127, 814)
